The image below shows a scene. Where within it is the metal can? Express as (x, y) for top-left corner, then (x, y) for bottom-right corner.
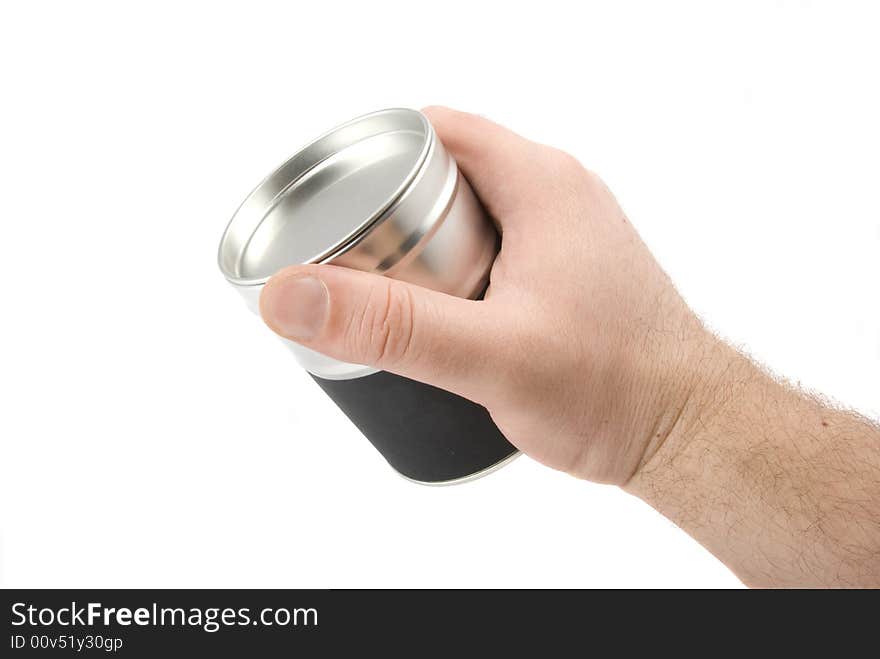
(218, 108), (518, 484)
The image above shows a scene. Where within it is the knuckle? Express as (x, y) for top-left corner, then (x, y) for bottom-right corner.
(538, 147), (595, 187)
(547, 147), (584, 173)
(350, 282), (417, 367)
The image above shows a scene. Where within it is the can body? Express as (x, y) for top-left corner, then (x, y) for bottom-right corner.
(218, 109), (518, 484)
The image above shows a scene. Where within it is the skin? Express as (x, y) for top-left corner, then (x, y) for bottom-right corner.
(260, 106), (880, 588)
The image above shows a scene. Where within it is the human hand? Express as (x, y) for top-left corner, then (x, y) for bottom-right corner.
(258, 106), (719, 485)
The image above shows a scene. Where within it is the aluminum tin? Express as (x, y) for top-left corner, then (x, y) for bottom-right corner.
(218, 108), (498, 379)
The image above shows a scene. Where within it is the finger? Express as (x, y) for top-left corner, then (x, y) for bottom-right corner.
(259, 264), (506, 404)
(422, 106), (544, 219)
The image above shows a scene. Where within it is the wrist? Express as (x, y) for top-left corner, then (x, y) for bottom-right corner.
(626, 330), (756, 489)
(621, 332), (880, 587)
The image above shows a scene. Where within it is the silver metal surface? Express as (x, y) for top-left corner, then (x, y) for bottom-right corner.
(218, 108), (498, 379)
(393, 451), (521, 487)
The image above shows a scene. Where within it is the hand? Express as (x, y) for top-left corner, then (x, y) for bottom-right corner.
(259, 106), (718, 485)
(260, 106), (880, 586)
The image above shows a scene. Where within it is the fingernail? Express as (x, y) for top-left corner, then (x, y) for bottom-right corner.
(262, 275), (328, 341)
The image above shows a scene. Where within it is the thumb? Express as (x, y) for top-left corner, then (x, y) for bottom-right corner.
(259, 264), (503, 404)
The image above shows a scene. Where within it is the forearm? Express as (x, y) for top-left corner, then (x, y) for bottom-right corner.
(255, 106), (879, 587)
(625, 340), (880, 588)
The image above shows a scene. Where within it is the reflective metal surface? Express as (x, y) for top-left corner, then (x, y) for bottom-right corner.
(218, 108), (498, 378)
(394, 450), (521, 487)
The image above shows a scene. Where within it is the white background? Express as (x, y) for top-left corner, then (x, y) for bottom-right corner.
(1, 1), (878, 588)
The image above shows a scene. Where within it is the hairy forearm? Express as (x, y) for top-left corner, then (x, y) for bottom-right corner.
(625, 340), (880, 588)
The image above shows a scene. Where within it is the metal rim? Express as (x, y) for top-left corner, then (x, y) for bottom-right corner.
(217, 108), (434, 287)
(393, 451), (522, 487)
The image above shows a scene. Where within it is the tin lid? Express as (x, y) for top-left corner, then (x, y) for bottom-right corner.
(218, 108), (434, 287)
